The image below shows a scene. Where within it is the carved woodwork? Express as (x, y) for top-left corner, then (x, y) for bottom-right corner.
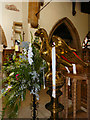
(81, 48), (90, 109)
(64, 73), (87, 118)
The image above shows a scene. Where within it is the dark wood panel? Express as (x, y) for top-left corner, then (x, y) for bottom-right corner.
(2, 49), (21, 64)
(2, 49), (14, 64)
(82, 48), (90, 62)
(81, 80), (87, 103)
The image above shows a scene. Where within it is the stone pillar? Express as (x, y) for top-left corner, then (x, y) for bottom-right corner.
(22, 2), (28, 41)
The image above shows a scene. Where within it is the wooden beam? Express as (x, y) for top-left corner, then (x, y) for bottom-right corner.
(28, 2), (40, 28)
(65, 73), (88, 80)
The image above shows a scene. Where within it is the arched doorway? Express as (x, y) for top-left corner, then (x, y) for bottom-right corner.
(49, 17), (82, 56)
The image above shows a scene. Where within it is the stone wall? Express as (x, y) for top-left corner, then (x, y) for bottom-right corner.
(0, 52), (2, 117)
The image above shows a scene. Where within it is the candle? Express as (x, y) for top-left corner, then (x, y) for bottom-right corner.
(15, 43), (19, 51)
(52, 43), (56, 98)
(43, 60), (45, 89)
(15, 40), (19, 52)
(72, 64), (76, 74)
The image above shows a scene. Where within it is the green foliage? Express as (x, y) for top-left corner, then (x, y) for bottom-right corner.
(0, 36), (47, 119)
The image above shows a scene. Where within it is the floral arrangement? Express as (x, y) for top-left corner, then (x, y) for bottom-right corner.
(0, 35), (47, 119)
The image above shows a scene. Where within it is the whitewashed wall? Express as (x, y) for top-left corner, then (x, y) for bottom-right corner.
(22, 2), (28, 42)
(0, 2), (22, 49)
(0, 2), (89, 48)
(40, 2), (88, 44)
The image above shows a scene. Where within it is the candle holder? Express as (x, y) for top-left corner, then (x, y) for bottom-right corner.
(45, 71), (65, 119)
(30, 94), (39, 120)
(34, 28), (66, 119)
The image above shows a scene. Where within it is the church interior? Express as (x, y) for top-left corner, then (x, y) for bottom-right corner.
(0, 1), (90, 119)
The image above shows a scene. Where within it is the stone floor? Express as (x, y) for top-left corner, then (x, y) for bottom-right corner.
(18, 89), (50, 118)
(0, 68), (88, 119)
(69, 110), (87, 118)
(0, 88), (87, 119)
(18, 89), (87, 119)
(0, 67), (87, 119)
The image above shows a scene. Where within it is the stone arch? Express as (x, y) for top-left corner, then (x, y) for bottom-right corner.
(49, 17), (82, 56)
(0, 25), (7, 48)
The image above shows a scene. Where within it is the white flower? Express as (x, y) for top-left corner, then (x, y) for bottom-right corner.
(28, 58), (33, 65)
(28, 43), (33, 65)
(29, 43), (32, 50)
(28, 50), (33, 57)
(30, 89), (34, 94)
(9, 72), (14, 76)
(30, 71), (39, 80)
(6, 85), (12, 91)
(23, 48), (27, 55)
(32, 71), (37, 76)
(36, 94), (39, 100)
